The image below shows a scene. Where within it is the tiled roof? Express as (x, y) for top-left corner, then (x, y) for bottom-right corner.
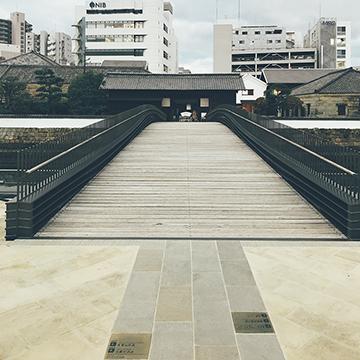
(0, 51), (60, 66)
(101, 73), (245, 91)
(292, 68), (360, 96)
(0, 64), (148, 84)
(262, 69), (337, 85)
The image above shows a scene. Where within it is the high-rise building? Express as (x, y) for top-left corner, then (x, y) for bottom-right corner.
(304, 18), (351, 69)
(0, 19), (12, 44)
(26, 31), (73, 65)
(73, 0), (178, 73)
(48, 32), (73, 65)
(10, 12), (32, 54)
(26, 31), (48, 55)
(214, 24), (317, 77)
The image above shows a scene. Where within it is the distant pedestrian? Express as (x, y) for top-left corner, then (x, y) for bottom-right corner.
(191, 110), (198, 122)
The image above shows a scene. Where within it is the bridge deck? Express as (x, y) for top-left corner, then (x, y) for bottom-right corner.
(39, 122), (342, 240)
(36, 123), (344, 359)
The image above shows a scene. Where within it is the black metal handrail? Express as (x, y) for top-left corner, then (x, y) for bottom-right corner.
(207, 106), (360, 240)
(16, 105), (166, 202)
(7, 105), (167, 239)
(242, 111), (360, 174)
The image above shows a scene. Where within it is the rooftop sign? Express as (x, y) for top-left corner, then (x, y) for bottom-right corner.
(89, 2), (107, 9)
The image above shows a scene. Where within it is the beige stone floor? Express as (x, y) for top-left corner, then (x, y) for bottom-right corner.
(244, 243), (360, 360)
(0, 245), (138, 360)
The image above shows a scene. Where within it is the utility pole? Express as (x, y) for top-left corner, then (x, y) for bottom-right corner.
(238, 0), (241, 25)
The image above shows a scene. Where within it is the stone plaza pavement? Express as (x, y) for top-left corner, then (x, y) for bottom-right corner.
(1, 240), (360, 360)
(1, 123), (360, 359)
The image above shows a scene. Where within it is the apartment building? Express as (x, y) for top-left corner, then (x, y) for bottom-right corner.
(73, 0), (178, 73)
(304, 17), (351, 69)
(26, 31), (73, 65)
(0, 19), (12, 44)
(48, 32), (73, 65)
(26, 31), (48, 55)
(214, 24), (317, 77)
(0, 13), (32, 59)
(10, 12), (32, 54)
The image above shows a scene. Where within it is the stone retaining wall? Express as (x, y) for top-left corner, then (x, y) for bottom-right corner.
(302, 128), (360, 148)
(0, 128), (73, 144)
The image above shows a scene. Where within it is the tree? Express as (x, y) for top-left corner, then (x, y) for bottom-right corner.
(0, 77), (33, 114)
(35, 68), (67, 114)
(254, 84), (303, 117)
(67, 71), (107, 115)
(254, 97), (267, 115)
(279, 95), (304, 117)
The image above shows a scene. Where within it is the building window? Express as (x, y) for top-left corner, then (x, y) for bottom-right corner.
(163, 37), (169, 46)
(255, 31), (261, 35)
(337, 49), (346, 59)
(242, 31), (248, 35)
(337, 26), (346, 35)
(163, 64), (169, 72)
(265, 31), (272, 35)
(134, 35), (145, 42)
(276, 40), (281, 43)
(163, 51), (168, 59)
(239, 40), (245, 44)
(163, 23), (168, 33)
(306, 104), (311, 116)
(200, 98), (209, 108)
(162, 98), (171, 107)
(337, 103), (347, 116)
(267, 40), (273, 44)
(248, 89), (254, 96)
(86, 48), (145, 56)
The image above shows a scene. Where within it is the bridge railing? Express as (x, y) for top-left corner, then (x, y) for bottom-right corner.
(244, 111), (360, 174)
(207, 105), (360, 240)
(6, 105), (166, 240)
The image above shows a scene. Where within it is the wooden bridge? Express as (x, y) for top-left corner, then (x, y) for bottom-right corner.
(6, 105), (358, 359)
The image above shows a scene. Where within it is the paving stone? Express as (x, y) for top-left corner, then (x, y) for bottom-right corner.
(156, 286), (192, 322)
(149, 322), (193, 360)
(217, 241), (247, 261)
(227, 286), (266, 313)
(193, 271), (237, 347)
(133, 249), (163, 272)
(237, 334), (286, 360)
(112, 272), (161, 334)
(192, 241), (221, 272)
(221, 261), (257, 286)
(161, 241), (191, 287)
(195, 346), (240, 360)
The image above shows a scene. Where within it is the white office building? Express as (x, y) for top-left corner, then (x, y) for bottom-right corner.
(48, 32), (73, 65)
(73, 0), (178, 73)
(214, 24), (317, 77)
(26, 31), (48, 55)
(304, 18), (351, 69)
(26, 31), (73, 65)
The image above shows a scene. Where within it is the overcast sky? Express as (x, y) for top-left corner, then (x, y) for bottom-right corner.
(0, 0), (359, 72)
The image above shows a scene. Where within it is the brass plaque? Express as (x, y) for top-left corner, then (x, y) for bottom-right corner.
(232, 312), (274, 334)
(105, 334), (152, 359)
